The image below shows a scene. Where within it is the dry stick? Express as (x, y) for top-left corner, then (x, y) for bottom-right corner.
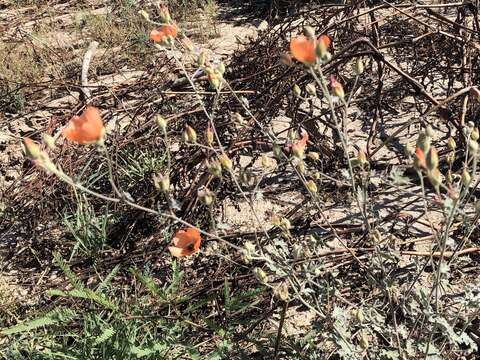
(80, 41), (99, 102)
(273, 301), (288, 360)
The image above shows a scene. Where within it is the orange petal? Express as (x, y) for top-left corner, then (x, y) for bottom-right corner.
(318, 34), (331, 49)
(290, 35), (316, 64)
(168, 246), (192, 257)
(63, 107), (104, 145)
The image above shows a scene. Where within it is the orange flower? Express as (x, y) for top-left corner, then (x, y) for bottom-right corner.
(63, 106), (104, 145)
(290, 35), (316, 65)
(149, 23), (177, 43)
(291, 131), (309, 158)
(168, 228), (201, 257)
(290, 34), (331, 65)
(414, 147), (426, 169)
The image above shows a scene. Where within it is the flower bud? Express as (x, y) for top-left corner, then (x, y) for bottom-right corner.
(405, 143), (415, 157)
(472, 127), (479, 141)
(42, 134), (55, 150)
(253, 267), (268, 285)
(292, 84), (301, 97)
(197, 52), (206, 67)
(425, 125), (435, 138)
(462, 169), (471, 187)
(468, 121), (475, 129)
(273, 281), (289, 302)
(447, 137), (456, 151)
(261, 155), (270, 169)
(205, 127), (214, 146)
(306, 83), (316, 96)
(155, 115), (167, 133)
(158, 5), (171, 23)
(446, 170), (453, 184)
(357, 149), (368, 166)
(219, 153), (232, 170)
(217, 62), (226, 76)
(153, 173), (170, 192)
(468, 139), (478, 154)
(273, 144), (281, 159)
(330, 76), (344, 99)
(446, 153), (455, 165)
(303, 26), (315, 38)
(138, 10), (150, 21)
(355, 308), (365, 323)
(280, 217), (291, 231)
(296, 161), (305, 174)
(416, 132), (431, 154)
(183, 125), (197, 143)
(206, 68), (221, 89)
(428, 168), (442, 192)
(359, 332), (369, 350)
(312, 171), (321, 180)
(23, 138), (41, 160)
(307, 152), (319, 161)
(354, 58), (364, 75)
(305, 180), (318, 193)
(207, 159), (222, 177)
(426, 147), (438, 171)
(198, 188), (214, 206)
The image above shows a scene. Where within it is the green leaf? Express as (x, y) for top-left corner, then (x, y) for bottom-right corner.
(1, 309), (76, 336)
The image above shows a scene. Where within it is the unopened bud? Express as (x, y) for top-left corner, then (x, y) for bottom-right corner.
(253, 268), (268, 284)
(138, 10), (150, 21)
(42, 134), (55, 150)
(330, 76), (345, 99)
(23, 138), (41, 160)
(293, 84), (301, 97)
(207, 68), (221, 89)
(425, 125), (435, 138)
(446, 153), (455, 165)
(428, 168), (442, 192)
(273, 144), (282, 159)
(158, 6), (171, 23)
(217, 62), (226, 76)
(405, 143), (415, 157)
(296, 161), (305, 174)
(355, 308), (365, 323)
(426, 147), (438, 171)
(447, 137), (456, 151)
(306, 83), (316, 96)
(207, 159), (222, 177)
(354, 58), (364, 75)
(468, 139), (478, 154)
(357, 149), (368, 166)
(273, 281), (289, 301)
(312, 171), (321, 180)
(198, 188), (214, 206)
(472, 127), (480, 141)
(359, 332), (369, 350)
(205, 127), (214, 146)
(261, 155), (270, 169)
(155, 115), (167, 133)
(303, 26), (315, 38)
(462, 169), (471, 187)
(307, 152), (319, 161)
(184, 125), (197, 143)
(446, 170), (453, 184)
(197, 52), (206, 67)
(219, 153), (232, 170)
(153, 173), (170, 192)
(416, 132), (431, 154)
(305, 180), (318, 193)
(280, 217), (291, 231)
